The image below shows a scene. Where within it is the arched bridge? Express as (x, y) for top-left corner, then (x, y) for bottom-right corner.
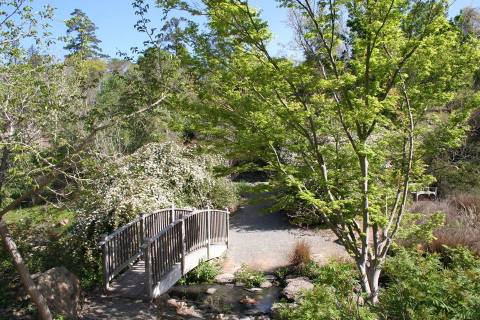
(99, 207), (229, 299)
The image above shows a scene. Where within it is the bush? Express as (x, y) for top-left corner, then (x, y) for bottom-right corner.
(67, 142), (240, 287)
(379, 247), (480, 320)
(278, 260), (375, 320)
(279, 248), (480, 320)
(178, 260), (220, 285)
(289, 240), (312, 267)
(234, 265), (266, 288)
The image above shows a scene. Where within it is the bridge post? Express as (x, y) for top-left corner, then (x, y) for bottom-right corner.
(143, 239), (153, 299)
(170, 204), (175, 223)
(139, 213), (145, 245)
(207, 206), (211, 259)
(225, 207), (230, 248)
(99, 234), (110, 291)
(180, 219), (186, 275)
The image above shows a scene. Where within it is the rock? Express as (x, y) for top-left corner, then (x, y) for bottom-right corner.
(240, 296), (257, 305)
(271, 303), (285, 319)
(264, 274), (276, 282)
(167, 298), (180, 308)
(282, 277), (314, 301)
(206, 287), (217, 295)
(176, 304), (203, 318)
(167, 298), (203, 318)
(58, 218), (69, 226)
(35, 266), (82, 318)
(235, 282), (245, 287)
(215, 273), (235, 284)
(260, 280), (273, 288)
(246, 287), (262, 292)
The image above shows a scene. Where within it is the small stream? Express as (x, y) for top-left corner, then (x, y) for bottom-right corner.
(159, 284), (282, 319)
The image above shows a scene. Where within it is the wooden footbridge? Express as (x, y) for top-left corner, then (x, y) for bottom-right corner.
(99, 206), (229, 299)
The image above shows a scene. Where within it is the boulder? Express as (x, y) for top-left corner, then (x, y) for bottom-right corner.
(260, 280), (273, 288)
(215, 273), (235, 284)
(281, 277), (314, 301)
(35, 266), (82, 318)
(206, 287), (217, 295)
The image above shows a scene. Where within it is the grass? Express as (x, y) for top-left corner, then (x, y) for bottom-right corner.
(178, 259), (221, 285)
(410, 193), (480, 255)
(234, 264), (266, 288)
(3, 206), (74, 232)
(289, 240), (312, 267)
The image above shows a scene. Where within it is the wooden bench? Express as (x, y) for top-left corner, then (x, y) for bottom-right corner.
(412, 187), (438, 201)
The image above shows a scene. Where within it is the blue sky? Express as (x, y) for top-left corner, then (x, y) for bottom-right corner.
(30, 0), (478, 59)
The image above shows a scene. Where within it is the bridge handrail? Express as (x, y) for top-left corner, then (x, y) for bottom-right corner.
(99, 206), (195, 289)
(143, 207), (229, 298)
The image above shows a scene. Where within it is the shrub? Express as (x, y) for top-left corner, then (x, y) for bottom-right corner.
(234, 264), (266, 288)
(178, 260), (220, 285)
(279, 248), (480, 320)
(289, 240), (312, 267)
(278, 260), (375, 320)
(379, 247), (480, 320)
(67, 142), (240, 286)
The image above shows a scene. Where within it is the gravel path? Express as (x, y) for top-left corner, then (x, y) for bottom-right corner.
(223, 193), (348, 272)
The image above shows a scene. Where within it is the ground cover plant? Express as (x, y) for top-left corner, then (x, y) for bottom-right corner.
(178, 260), (221, 285)
(278, 247), (480, 320)
(234, 264), (266, 288)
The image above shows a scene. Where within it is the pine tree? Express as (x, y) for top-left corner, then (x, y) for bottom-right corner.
(63, 8), (107, 59)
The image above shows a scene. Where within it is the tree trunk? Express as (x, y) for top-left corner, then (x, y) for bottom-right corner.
(0, 219), (53, 320)
(357, 259), (381, 304)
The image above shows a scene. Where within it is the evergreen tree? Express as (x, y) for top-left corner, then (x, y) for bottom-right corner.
(63, 8), (107, 59)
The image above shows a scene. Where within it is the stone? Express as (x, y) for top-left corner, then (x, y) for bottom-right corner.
(206, 287), (217, 295)
(175, 305), (203, 318)
(240, 296), (257, 305)
(58, 218), (70, 226)
(246, 287), (262, 292)
(260, 280), (273, 288)
(264, 274), (276, 281)
(167, 298), (180, 308)
(35, 266), (82, 318)
(167, 298), (203, 318)
(282, 277), (314, 301)
(235, 282), (245, 287)
(215, 273), (235, 284)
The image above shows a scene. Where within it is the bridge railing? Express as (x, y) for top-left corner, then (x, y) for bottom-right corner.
(99, 206), (193, 289)
(143, 207), (229, 298)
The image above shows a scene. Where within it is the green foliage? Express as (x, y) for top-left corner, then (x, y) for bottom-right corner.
(280, 249), (480, 320)
(379, 248), (480, 320)
(178, 259), (220, 285)
(396, 211), (445, 248)
(152, 0), (480, 300)
(234, 264), (266, 288)
(67, 142), (238, 286)
(0, 207), (76, 313)
(278, 260), (375, 320)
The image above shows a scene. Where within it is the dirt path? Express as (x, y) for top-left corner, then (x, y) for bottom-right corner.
(223, 193), (348, 272)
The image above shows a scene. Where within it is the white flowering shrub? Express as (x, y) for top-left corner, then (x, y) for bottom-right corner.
(66, 142), (238, 286)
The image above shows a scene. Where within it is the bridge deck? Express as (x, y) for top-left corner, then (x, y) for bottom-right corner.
(108, 260), (147, 299)
(108, 244), (227, 299)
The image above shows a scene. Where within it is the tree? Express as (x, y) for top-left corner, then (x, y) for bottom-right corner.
(454, 6), (480, 38)
(63, 8), (107, 59)
(154, 0), (480, 303)
(0, 3), (172, 319)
